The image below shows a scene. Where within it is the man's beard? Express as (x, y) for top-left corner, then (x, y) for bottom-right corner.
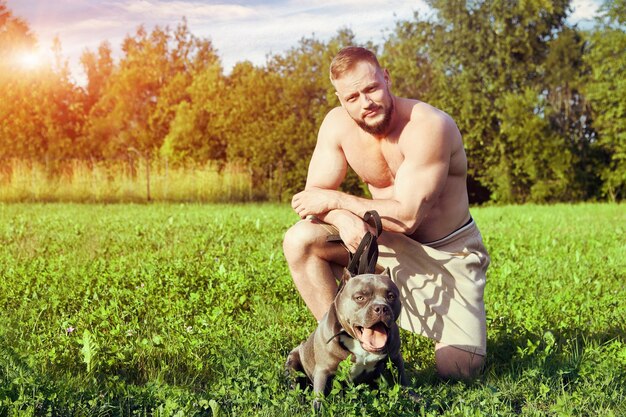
(354, 98), (394, 136)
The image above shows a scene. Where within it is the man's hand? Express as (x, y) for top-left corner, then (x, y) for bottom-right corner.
(337, 215), (373, 253)
(329, 210), (376, 253)
(291, 188), (339, 218)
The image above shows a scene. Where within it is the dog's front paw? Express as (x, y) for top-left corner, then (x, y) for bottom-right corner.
(313, 397), (323, 413)
(403, 386), (421, 404)
(285, 350), (310, 391)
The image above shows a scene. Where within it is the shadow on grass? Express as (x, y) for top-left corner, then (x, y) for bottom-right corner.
(484, 324), (626, 409)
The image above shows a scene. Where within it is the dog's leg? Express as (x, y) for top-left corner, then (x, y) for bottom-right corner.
(285, 348), (307, 390)
(285, 348), (303, 373)
(390, 353), (421, 403)
(391, 353), (409, 386)
(312, 368), (332, 411)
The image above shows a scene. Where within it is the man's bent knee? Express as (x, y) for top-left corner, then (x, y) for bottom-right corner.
(283, 220), (332, 262)
(283, 221), (315, 259)
(435, 344), (485, 381)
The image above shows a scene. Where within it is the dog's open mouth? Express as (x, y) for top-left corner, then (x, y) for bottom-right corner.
(355, 322), (388, 352)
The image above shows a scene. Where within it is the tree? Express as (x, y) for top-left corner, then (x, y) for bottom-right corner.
(220, 60), (290, 196)
(543, 26), (602, 200)
(80, 42), (114, 114)
(0, 4), (84, 162)
(383, 0), (584, 203)
(224, 29), (366, 199)
(5, 77), (84, 160)
(495, 87), (576, 202)
(583, 0), (626, 200)
(381, 12), (436, 102)
(83, 20), (218, 161)
(160, 60), (228, 164)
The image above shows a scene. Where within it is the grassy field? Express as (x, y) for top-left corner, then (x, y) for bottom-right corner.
(0, 203), (624, 416)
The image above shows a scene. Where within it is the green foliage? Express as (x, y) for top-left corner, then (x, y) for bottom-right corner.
(0, 203), (624, 416)
(1, 1), (625, 202)
(395, 0), (588, 203)
(220, 29), (366, 200)
(493, 88), (577, 202)
(582, 0), (626, 201)
(0, 67), (85, 161)
(381, 12), (435, 102)
(83, 20), (219, 160)
(161, 62), (228, 163)
(221, 61), (293, 195)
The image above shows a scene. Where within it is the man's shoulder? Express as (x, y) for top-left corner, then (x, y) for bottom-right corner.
(396, 99), (462, 157)
(319, 107), (354, 141)
(401, 99), (459, 139)
(402, 99), (454, 126)
(324, 106), (352, 124)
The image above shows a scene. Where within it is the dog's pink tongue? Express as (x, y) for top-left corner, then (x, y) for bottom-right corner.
(361, 323), (388, 351)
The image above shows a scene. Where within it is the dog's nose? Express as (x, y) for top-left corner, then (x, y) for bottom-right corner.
(373, 304), (389, 315)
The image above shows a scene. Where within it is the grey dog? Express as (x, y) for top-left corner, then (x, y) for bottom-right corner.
(285, 268), (408, 407)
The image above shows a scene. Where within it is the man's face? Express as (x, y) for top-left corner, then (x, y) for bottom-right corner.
(333, 61), (394, 136)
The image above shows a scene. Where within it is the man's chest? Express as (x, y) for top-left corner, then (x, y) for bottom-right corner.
(342, 138), (404, 189)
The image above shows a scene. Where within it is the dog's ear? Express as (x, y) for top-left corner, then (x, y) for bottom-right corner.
(324, 302), (344, 343)
(342, 267), (353, 282)
(383, 267), (391, 277)
(337, 268), (352, 291)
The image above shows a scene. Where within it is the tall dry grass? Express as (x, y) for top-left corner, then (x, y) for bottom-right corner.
(0, 159), (258, 203)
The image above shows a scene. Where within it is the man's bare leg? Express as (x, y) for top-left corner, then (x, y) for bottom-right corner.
(283, 220), (350, 321)
(285, 220), (485, 380)
(435, 343), (485, 380)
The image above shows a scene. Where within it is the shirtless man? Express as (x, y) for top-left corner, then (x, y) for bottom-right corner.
(283, 46), (490, 380)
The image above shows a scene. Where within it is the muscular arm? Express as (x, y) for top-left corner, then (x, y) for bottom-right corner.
(333, 141), (448, 234)
(292, 110), (374, 251)
(293, 112), (454, 235)
(302, 109), (348, 192)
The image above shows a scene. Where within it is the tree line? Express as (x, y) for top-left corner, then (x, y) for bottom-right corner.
(1, 0), (624, 203)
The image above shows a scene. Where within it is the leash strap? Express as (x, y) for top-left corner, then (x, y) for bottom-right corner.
(345, 210), (382, 275)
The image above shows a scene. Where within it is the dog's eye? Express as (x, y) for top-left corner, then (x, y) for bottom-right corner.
(387, 292), (396, 301)
(355, 295), (366, 302)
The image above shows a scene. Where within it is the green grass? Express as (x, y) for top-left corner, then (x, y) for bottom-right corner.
(0, 203), (624, 416)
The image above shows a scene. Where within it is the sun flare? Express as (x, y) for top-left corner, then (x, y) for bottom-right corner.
(16, 50), (44, 70)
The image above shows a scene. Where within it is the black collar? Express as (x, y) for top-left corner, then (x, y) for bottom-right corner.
(326, 328), (353, 352)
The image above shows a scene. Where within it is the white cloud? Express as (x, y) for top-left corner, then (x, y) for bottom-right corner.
(65, 18), (128, 32)
(194, 0), (427, 70)
(116, 0), (258, 21)
(569, 0), (601, 23)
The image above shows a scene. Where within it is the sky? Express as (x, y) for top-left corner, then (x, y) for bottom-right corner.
(7, 0), (601, 85)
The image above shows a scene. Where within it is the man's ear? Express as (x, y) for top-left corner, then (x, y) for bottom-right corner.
(335, 91), (344, 108)
(383, 68), (391, 87)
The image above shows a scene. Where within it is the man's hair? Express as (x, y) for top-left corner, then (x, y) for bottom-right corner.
(329, 46), (381, 81)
